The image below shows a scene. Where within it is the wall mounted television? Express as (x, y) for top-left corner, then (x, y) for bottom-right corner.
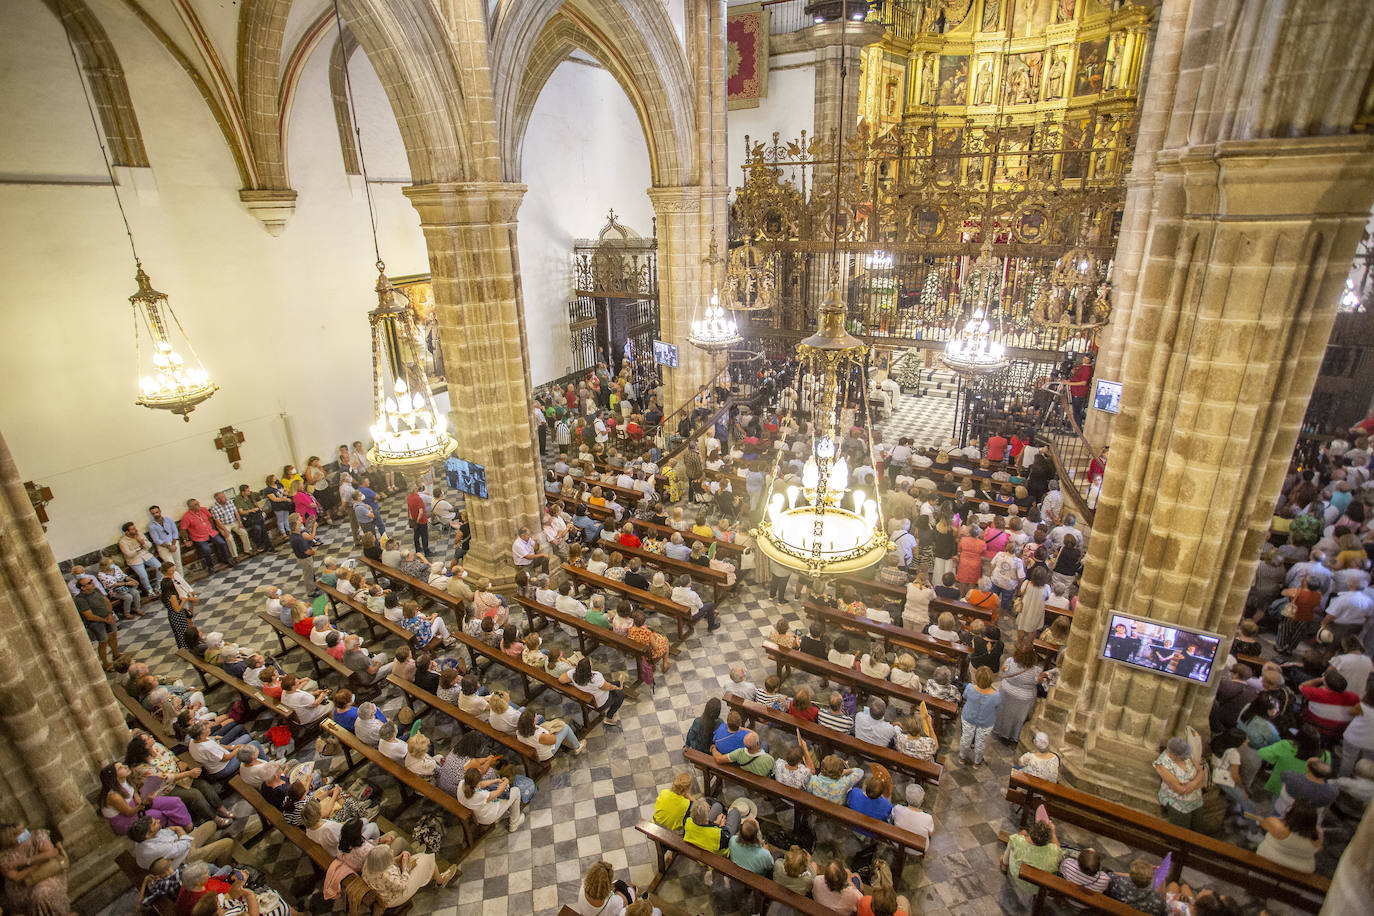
(445, 457), (488, 499)
(1099, 612), (1228, 686)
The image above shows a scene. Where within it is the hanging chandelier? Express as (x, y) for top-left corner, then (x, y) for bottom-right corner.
(688, 288), (744, 351)
(752, 0), (888, 579)
(1033, 244), (1112, 328)
(942, 239), (1009, 376)
(366, 263), (456, 469)
(131, 265), (218, 419)
(63, 15), (217, 420)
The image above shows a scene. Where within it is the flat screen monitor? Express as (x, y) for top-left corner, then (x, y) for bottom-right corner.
(444, 457), (488, 499)
(653, 339), (678, 368)
(1092, 378), (1123, 414)
(1099, 612), (1227, 685)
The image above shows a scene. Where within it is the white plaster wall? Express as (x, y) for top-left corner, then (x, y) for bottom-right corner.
(0, 0), (427, 560)
(726, 57), (815, 182)
(517, 59), (654, 385)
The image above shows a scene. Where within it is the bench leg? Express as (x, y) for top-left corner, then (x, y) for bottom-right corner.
(893, 845), (907, 880)
(1030, 886), (1047, 916)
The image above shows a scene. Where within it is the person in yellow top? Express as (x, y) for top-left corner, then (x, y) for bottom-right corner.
(588, 486), (607, 508)
(280, 463), (304, 495)
(653, 772), (694, 831)
(691, 516), (715, 541)
(683, 798), (740, 855)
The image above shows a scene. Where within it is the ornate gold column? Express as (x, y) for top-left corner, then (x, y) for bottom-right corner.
(0, 432), (127, 896)
(1033, 136), (1374, 805)
(403, 181), (544, 587)
(649, 185), (727, 408)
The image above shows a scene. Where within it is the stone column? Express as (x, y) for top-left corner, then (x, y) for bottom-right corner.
(0, 432), (128, 898)
(649, 184), (727, 408)
(1032, 136), (1374, 806)
(809, 21), (884, 149)
(403, 182), (544, 588)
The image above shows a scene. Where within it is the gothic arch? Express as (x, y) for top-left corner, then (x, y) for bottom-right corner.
(491, 0), (697, 186)
(42, 0), (150, 168)
(327, 28), (362, 175)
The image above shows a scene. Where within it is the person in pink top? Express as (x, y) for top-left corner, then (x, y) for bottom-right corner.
(291, 481), (319, 521)
(179, 499), (233, 571)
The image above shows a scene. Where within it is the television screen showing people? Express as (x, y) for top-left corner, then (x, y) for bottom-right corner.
(1100, 613), (1222, 683)
(1092, 378), (1123, 414)
(653, 339), (678, 368)
(445, 457), (488, 499)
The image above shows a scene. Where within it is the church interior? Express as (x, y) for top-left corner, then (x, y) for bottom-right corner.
(1, 0), (1373, 912)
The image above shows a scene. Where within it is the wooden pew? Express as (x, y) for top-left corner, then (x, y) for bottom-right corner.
(764, 645), (956, 733)
(317, 580), (418, 647)
(806, 600), (971, 682)
(1016, 865), (1140, 916)
(583, 478), (646, 506)
(322, 719), (484, 853)
(512, 594), (648, 684)
(387, 675), (548, 779)
(176, 649), (291, 718)
(113, 683), (179, 748)
(589, 458), (669, 494)
(1006, 771), (1330, 913)
(613, 541), (732, 606)
(451, 630), (600, 734)
(929, 596), (998, 627)
(550, 498), (616, 528)
(632, 518), (746, 558)
(561, 564), (693, 645)
(836, 573), (906, 605)
(257, 610), (364, 688)
(357, 555), (460, 613)
(115, 852), (175, 916)
(636, 820), (835, 916)
(683, 748), (926, 877)
(722, 695), (942, 786)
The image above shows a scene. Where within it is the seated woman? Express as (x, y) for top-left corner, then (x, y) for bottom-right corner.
(573, 861), (659, 916)
(927, 611), (960, 642)
(405, 734), (440, 779)
(125, 731), (234, 827)
(626, 609), (671, 673)
(99, 762), (195, 835)
(895, 713), (938, 761)
(565, 657), (627, 727)
(400, 600), (451, 650)
(516, 708), (583, 761)
(889, 653), (919, 688)
(605, 551), (627, 582)
(1018, 731), (1060, 782)
(827, 635), (857, 669)
(457, 768), (525, 832)
(1253, 799), (1322, 873)
(859, 646), (892, 680)
(359, 843), (457, 909)
(1003, 818), (1062, 899)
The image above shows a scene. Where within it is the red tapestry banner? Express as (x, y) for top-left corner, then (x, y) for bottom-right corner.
(727, 4), (769, 110)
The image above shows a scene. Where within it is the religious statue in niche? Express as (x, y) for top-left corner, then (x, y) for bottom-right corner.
(919, 56), (936, 104)
(1073, 38), (1108, 96)
(393, 275), (446, 391)
(975, 58), (996, 105)
(937, 55), (969, 105)
(1004, 52), (1042, 104)
(1103, 33), (1124, 91)
(1056, 0), (1075, 23)
(1045, 51), (1067, 99)
(981, 0), (1001, 31)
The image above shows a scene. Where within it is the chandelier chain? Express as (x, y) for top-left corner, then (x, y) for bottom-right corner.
(60, 5), (139, 265)
(332, 0), (383, 268)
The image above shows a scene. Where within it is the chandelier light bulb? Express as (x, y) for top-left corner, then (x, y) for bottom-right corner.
(802, 458), (819, 490)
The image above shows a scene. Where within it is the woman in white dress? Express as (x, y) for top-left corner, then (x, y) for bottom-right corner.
(359, 843), (456, 908)
(1014, 565), (1052, 641)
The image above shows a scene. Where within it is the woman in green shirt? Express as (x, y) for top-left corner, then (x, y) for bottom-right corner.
(1257, 724), (1329, 796)
(1004, 819), (1063, 895)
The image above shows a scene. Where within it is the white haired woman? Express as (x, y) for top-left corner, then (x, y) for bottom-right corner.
(360, 843), (457, 907)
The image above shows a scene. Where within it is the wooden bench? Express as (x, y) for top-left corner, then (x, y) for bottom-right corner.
(836, 573), (907, 605)
(1006, 771), (1330, 913)
(613, 541), (732, 606)
(317, 580), (418, 647)
(451, 630), (600, 733)
(358, 556), (457, 614)
(176, 649), (291, 719)
(807, 599), (971, 682)
(722, 695), (942, 786)
(684, 748), (926, 877)
(764, 645), (955, 733)
(589, 458), (669, 494)
(636, 820), (835, 916)
(257, 610), (364, 687)
(1016, 865), (1140, 916)
(929, 596), (998, 627)
(551, 498), (616, 528)
(322, 719), (485, 854)
(387, 674), (548, 779)
(632, 518), (746, 558)
(512, 594), (648, 684)
(585, 478), (646, 505)
(115, 851), (175, 915)
(561, 564), (693, 645)
(113, 683), (179, 748)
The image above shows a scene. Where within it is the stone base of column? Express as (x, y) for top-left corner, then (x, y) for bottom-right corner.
(68, 839), (125, 909)
(1030, 715), (1164, 814)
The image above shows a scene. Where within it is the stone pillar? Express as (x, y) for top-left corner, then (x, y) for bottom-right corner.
(1032, 136), (1374, 806)
(403, 182), (544, 588)
(649, 185), (727, 408)
(809, 21), (883, 148)
(0, 432), (128, 897)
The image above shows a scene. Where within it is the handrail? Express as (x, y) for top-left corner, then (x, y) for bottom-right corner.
(623, 363), (731, 460)
(1040, 387), (1100, 526)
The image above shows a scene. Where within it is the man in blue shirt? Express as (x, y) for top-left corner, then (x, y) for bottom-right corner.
(147, 505), (183, 575)
(289, 518), (319, 598)
(572, 506), (602, 544)
(358, 477), (386, 535)
(711, 710), (755, 755)
(847, 776), (894, 833)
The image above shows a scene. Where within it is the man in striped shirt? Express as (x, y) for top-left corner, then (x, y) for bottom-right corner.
(817, 692), (854, 734)
(1300, 669), (1360, 739)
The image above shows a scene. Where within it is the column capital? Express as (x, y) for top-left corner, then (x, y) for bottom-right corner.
(647, 185), (703, 215)
(403, 181), (528, 227)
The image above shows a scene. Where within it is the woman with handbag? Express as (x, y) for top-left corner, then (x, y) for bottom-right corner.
(0, 822), (74, 916)
(1276, 574), (1323, 654)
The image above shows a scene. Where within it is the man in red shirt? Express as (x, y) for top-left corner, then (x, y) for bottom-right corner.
(179, 498), (233, 572)
(405, 482), (429, 556)
(1300, 669), (1360, 739)
(1068, 356), (1094, 427)
(986, 430), (1009, 462)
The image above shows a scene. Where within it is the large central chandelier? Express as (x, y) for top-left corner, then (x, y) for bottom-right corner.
(366, 263), (456, 469)
(942, 239), (1009, 376)
(754, 286), (890, 577)
(688, 288), (744, 351)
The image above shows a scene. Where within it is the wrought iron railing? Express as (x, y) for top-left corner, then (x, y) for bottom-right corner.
(623, 363), (732, 460)
(763, 0), (809, 35)
(1040, 387), (1100, 525)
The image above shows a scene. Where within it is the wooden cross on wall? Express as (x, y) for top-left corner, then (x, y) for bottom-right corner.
(24, 481), (53, 530)
(215, 425), (246, 469)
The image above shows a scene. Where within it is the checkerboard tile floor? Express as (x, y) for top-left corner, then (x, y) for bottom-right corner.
(90, 388), (1323, 914)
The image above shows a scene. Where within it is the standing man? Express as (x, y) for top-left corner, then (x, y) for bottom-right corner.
(352, 491), (376, 538)
(209, 491), (252, 559)
(233, 485), (272, 551)
(74, 574), (120, 670)
(337, 473), (360, 544)
(533, 400), (549, 456)
(118, 521), (162, 595)
(147, 505), (183, 577)
(1068, 355), (1094, 428)
(289, 516), (319, 598)
(179, 499), (234, 572)
(406, 482), (430, 556)
(359, 476), (386, 536)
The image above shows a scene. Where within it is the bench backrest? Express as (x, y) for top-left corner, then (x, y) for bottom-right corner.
(635, 820), (835, 916)
(112, 684), (178, 746)
(1008, 772), (1330, 912)
(257, 611), (356, 679)
(512, 595), (646, 656)
(808, 600), (969, 666)
(1014, 866), (1141, 915)
(632, 518), (745, 556)
(929, 596), (997, 625)
(321, 720), (475, 825)
(766, 644), (934, 712)
(175, 649), (291, 716)
(451, 630), (597, 707)
(560, 564), (690, 618)
(357, 556), (459, 609)
(229, 776), (334, 869)
(386, 674), (540, 764)
(317, 581), (416, 645)
(616, 541), (730, 585)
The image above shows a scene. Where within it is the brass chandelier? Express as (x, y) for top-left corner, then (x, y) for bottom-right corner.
(753, 0), (890, 579)
(942, 238), (1010, 376)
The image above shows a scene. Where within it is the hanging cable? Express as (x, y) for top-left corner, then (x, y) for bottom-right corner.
(332, 0), (382, 267)
(60, 6), (139, 264)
